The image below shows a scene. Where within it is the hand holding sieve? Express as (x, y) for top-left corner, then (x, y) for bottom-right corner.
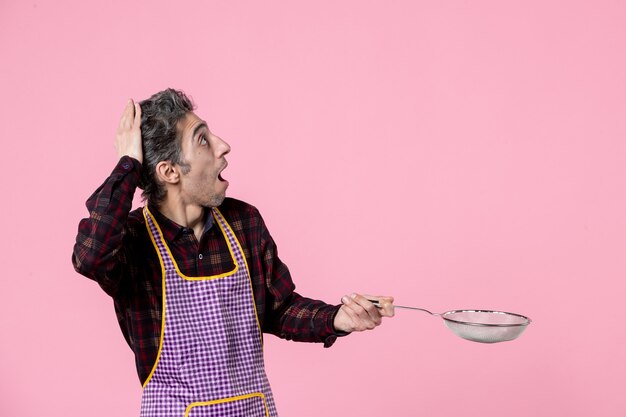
(370, 300), (531, 343)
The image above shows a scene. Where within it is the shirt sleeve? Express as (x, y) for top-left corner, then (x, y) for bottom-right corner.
(71, 156), (141, 297)
(258, 213), (348, 348)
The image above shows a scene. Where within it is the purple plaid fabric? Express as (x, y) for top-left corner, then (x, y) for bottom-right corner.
(140, 206), (277, 417)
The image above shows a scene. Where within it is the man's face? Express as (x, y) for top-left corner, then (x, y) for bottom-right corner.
(176, 112), (231, 207)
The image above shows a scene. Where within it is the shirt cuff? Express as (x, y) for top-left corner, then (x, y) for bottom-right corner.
(321, 304), (350, 348)
(114, 155), (142, 174)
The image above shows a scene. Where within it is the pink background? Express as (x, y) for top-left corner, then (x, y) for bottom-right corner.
(1, 1), (625, 416)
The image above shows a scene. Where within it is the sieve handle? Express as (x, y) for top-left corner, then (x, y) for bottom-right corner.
(368, 299), (440, 316)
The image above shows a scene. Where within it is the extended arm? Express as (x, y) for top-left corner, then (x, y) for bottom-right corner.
(258, 220), (341, 346)
(258, 213), (394, 347)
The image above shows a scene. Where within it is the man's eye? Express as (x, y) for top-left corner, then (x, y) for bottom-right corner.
(199, 136), (207, 145)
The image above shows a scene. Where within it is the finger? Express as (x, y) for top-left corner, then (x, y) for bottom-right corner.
(118, 99), (134, 130)
(341, 295), (380, 328)
(133, 102), (142, 128)
(351, 294), (383, 323)
(338, 302), (369, 331)
(380, 299), (395, 317)
(336, 304), (358, 332)
(364, 294), (395, 317)
(124, 99), (134, 116)
(340, 296), (368, 323)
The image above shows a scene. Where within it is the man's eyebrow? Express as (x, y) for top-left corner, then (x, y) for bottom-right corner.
(192, 122), (208, 139)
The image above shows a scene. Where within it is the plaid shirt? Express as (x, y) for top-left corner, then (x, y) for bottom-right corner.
(72, 156), (343, 385)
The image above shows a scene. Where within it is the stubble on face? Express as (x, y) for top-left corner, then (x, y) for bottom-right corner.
(176, 113), (229, 208)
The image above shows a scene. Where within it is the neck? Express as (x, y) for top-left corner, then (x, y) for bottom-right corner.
(157, 197), (206, 241)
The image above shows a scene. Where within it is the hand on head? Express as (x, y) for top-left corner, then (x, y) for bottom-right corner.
(116, 99), (143, 163)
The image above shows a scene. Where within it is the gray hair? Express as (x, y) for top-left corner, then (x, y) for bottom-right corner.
(139, 88), (194, 204)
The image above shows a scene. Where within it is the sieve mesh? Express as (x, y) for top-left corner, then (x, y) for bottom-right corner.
(441, 310), (530, 343)
(369, 300), (531, 343)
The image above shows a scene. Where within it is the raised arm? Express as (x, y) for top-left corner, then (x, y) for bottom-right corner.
(71, 100), (143, 296)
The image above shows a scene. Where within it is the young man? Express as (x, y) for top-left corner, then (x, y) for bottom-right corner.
(72, 88), (394, 417)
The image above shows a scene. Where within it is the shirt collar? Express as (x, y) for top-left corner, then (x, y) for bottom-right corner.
(147, 204), (215, 243)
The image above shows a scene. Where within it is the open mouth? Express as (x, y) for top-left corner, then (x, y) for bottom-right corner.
(218, 162), (228, 182)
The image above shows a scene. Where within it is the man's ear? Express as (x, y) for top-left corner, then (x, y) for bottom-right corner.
(155, 161), (180, 185)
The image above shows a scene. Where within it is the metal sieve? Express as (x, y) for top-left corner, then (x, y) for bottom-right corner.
(372, 301), (531, 343)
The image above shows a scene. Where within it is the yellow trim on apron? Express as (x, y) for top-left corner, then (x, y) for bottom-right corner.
(143, 206), (239, 281)
(185, 392), (270, 417)
(213, 208), (264, 347)
(141, 206), (264, 389)
(141, 208), (167, 389)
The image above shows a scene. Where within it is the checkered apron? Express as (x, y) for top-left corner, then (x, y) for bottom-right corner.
(140, 206), (278, 417)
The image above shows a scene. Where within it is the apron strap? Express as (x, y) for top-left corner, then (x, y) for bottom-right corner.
(143, 206), (177, 271)
(211, 208), (249, 273)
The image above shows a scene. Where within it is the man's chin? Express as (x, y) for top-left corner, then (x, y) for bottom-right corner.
(206, 193), (226, 208)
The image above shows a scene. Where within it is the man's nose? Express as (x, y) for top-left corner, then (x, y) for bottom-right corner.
(215, 136), (231, 156)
